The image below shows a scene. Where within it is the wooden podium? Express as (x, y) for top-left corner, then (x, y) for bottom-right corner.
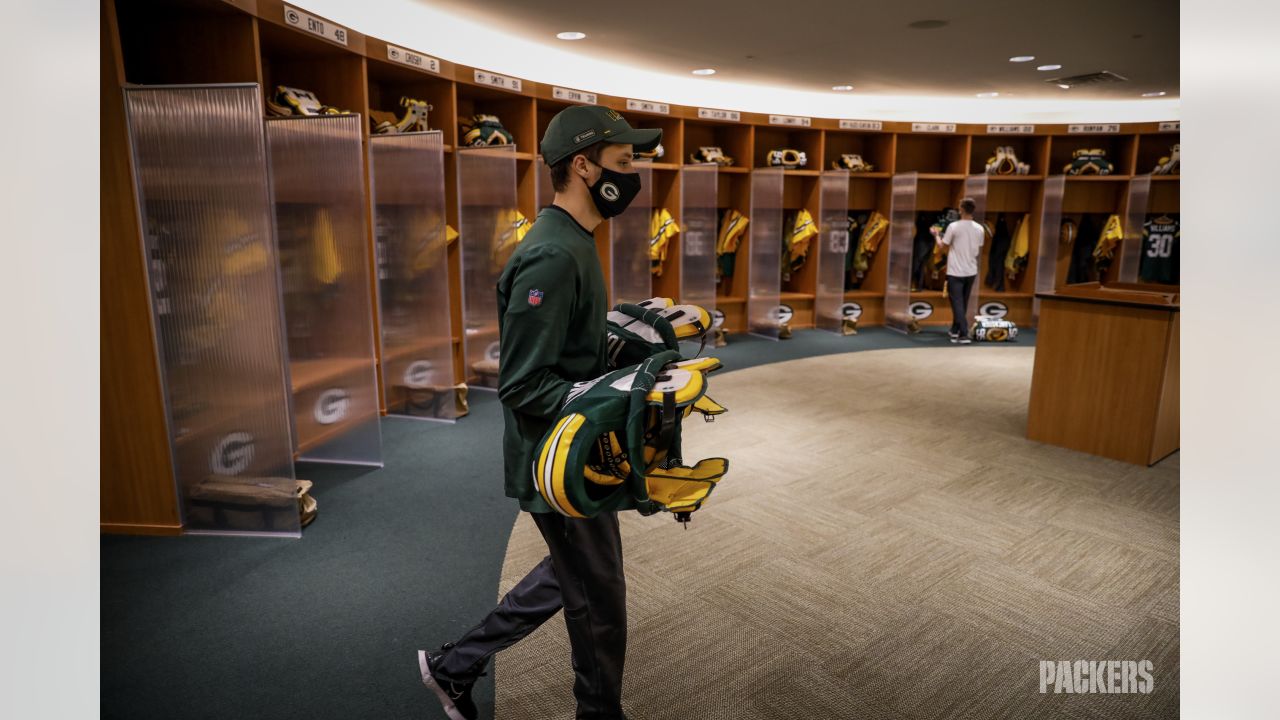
(1027, 283), (1179, 465)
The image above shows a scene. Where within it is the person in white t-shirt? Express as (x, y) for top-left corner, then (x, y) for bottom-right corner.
(937, 197), (985, 343)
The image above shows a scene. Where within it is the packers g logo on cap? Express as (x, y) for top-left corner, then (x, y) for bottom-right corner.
(909, 301), (933, 320)
(600, 182), (621, 201)
(840, 302), (863, 321)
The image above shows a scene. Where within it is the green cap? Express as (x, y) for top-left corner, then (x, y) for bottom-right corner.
(540, 106), (662, 166)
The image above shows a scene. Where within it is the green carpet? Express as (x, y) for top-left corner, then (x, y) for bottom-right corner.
(100, 327), (1035, 719)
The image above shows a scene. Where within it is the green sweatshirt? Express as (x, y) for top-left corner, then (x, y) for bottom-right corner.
(496, 205), (610, 513)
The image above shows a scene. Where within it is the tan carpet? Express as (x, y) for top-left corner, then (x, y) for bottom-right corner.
(495, 347), (1179, 719)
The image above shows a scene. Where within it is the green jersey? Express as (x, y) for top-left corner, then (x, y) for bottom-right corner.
(496, 205), (612, 513)
(1139, 214), (1180, 285)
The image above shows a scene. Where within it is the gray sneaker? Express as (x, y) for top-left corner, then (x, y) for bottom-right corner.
(958, 336), (972, 344)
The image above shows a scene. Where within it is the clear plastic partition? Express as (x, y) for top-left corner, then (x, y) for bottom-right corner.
(747, 167), (785, 339)
(679, 164), (718, 312)
(266, 115), (383, 465)
(1032, 175), (1066, 322)
(370, 131), (458, 420)
(962, 174), (987, 322)
(124, 84), (299, 537)
(1116, 174), (1152, 283)
(456, 145), (518, 388)
(536, 156), (555, 210)
(815, 170), (851, 333)
(610, 164), (654, 304)
(885, 172), (919, 333)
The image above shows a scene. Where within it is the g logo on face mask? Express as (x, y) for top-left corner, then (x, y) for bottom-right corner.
(586, 159), (641, 219)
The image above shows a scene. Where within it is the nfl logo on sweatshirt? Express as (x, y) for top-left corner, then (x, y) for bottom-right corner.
(528, 289), (544, 307)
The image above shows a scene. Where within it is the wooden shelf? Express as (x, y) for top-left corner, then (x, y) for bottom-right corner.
(916, 173), (967, 181)
(979, 291), (1035, 299)
(715, 295), (747, 304)
(780, 291), (815, 301)
(986, 174), (1045, 181)
(290, 358), (374, 393)
(843, 290), (884, 299)
(295, 408), (380, 458)
(712, 166), (750, 174)
(912, 290), (948, 299)
(1149, 175), (1181, 181)
(1065, 175), (1133, 182)
(847, 172), (892, 179)
(765, 168), (819, 176)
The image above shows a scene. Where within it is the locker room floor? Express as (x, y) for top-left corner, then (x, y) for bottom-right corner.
(105, 327), (1169, 720)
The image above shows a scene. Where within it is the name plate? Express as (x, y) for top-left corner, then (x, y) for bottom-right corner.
(698, 108), (740, 122)
(284, 5), (348, 45)
(474, 70), (522, 93)
(987, 124), (1035, 134)
(1158, 121), (1180, 132)
(839, 120), (882, 131)
(912, 123), (956, 133)
(553, 87), (597, 105)
(1069, 124), (1120, 133)
(627, 99), (670, 115)
(386, 44), (439, 73)
(769, 114), (811, 127)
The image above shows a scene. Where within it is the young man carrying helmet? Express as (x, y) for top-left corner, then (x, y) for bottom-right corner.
(418, 105), (660, 720)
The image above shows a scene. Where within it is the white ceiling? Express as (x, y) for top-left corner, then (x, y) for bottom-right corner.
(411, 0), (1178, 100)
(300, 0), (1180, 122)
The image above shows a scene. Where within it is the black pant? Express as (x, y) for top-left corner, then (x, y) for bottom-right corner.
(435, 511), (627, 719)
(947, 274), (975, 336)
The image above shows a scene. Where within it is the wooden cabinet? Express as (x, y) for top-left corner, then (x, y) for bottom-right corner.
(1027, 284), (1179, 465)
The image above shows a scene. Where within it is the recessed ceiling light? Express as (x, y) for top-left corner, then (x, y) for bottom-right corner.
(976, 92), (1000, 98)
(691, 68), (716, 76)
(556, 31), (586, 40)
(1057, 84), (1071, 90)
(1009, 56), (1036, 63)
(1037, 64), (1062, 71)
(1142, 91), (1167, 97)
(832, 85), (854, 91)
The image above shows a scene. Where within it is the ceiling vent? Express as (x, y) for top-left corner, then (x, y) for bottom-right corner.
(1046, 70), (1129, 88)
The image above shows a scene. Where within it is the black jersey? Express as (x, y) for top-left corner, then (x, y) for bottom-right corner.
(986, 214), (1011, 291)
(1139, 214), (1180, 285)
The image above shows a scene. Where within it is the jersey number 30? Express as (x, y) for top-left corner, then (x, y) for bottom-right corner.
(1146, 233), (1174, 258)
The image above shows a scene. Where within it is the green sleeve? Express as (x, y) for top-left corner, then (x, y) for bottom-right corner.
(497, 246), (575, 419)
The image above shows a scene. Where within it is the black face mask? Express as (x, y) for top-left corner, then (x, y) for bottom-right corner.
(585, 161), (641, 218)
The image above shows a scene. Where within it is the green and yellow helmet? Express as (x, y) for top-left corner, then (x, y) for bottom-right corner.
(534, 350), (729, 522)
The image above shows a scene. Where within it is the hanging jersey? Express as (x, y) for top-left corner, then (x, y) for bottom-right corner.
(985, 214), (1011, 290)
(716, 209), (749, 281)
(311, 206), (343, 285)
(1068, 215), (1099, 284)
(783, 208), (818, 279)
(649, 208), (680, 276)
(1092, 214), (1124, 277)
(1140, 214), (1180, 285)
(1004, 213), (1031, 281)
(492, 209), (532, 270)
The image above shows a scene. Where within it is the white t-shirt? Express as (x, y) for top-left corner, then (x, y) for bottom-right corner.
(941, 219), (985, 277)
